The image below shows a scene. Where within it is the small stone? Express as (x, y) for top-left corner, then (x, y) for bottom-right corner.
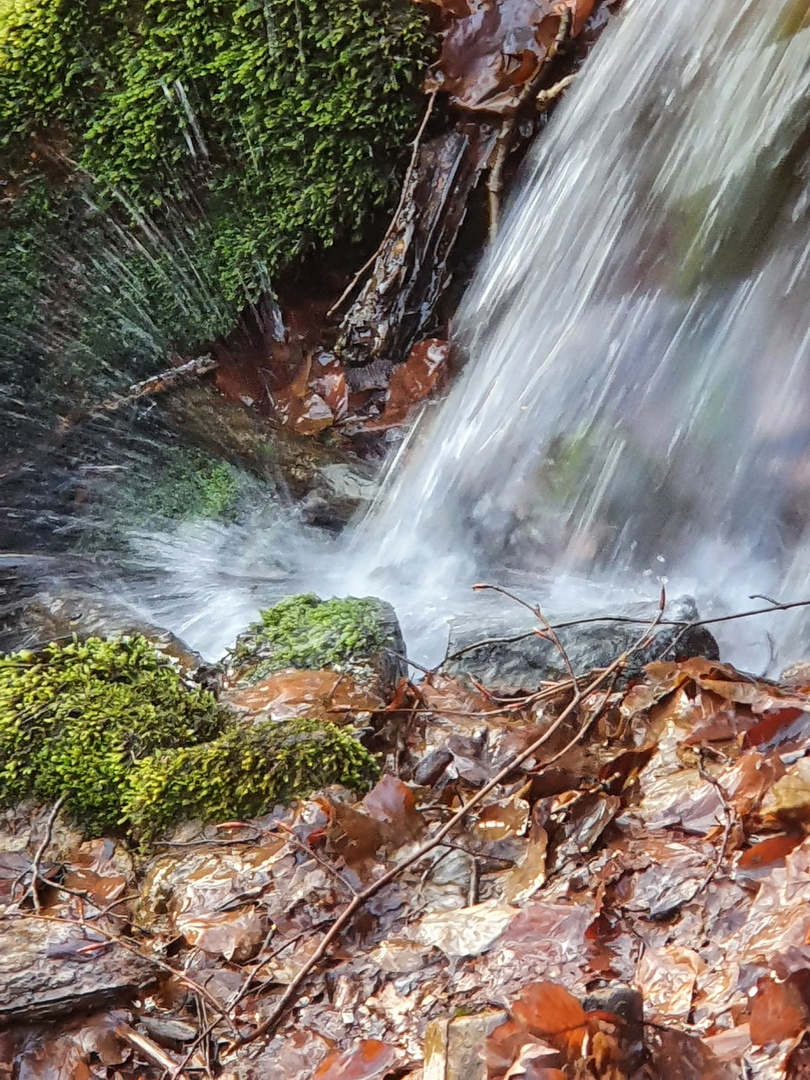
(423, 1010), (508, 1080)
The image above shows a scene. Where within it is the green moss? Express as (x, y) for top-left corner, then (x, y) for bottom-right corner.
(0, 635), (228, 833)
(129, 447), (252, 524)
(230, 593), (390, 685)
(0, 634), (376, 838)
(0, 0), (435, 379)
(124, 716), (378, 841)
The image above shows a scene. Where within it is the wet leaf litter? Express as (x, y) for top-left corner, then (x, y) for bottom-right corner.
(5, 592), (810, 1078)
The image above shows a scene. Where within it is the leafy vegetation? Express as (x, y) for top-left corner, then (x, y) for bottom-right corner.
(125, 447), (255, 524)
(0, 634), (376, 837)
(230, 593), (391, 685)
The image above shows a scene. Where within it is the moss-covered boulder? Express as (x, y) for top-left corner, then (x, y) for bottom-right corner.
(227, 593), (406, 694)
(0, 634), (377, 839)
(124, 716), (378, 841)
(0, 0), (435, 386)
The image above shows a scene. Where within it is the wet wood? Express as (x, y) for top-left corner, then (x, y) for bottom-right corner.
(0, 918), (154, 1026)
(336, 125), (496, 388)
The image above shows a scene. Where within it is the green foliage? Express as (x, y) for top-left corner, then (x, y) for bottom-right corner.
(124, 716), (378, 840)
(0, 634), (377, 839)
(230, 593), (390, 684)
(0, 0), (434, 369)
(0, 635), (227, 833)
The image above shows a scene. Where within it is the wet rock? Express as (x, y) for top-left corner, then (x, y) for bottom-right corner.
(0, 917), (154, 1026)
(424, 1009), (508, 1080)
(444, 597), (719, 691)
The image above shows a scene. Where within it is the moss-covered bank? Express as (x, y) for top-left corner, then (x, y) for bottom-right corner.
(0, 634), (377, 839)
(0, 0), (435, 389)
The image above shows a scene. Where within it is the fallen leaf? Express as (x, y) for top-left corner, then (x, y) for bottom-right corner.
(366, 339), (450, 430)
(313, 1040), (399, 1080)
(750, 973), (810, 1046)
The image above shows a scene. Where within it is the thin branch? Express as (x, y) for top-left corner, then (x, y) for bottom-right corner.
(9, 795), (66, 914)
(445, 593), (810, 667)
(696, 750), (735, 895)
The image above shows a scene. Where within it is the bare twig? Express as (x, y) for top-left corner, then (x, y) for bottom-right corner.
(56, 354), (218, 434)
(696, 750), (735, 895)
(117, 1023), (181, 1073)
(9, 795), (66, 914)
(445, 594), (810, 667)
(327, 89), (438, 319)
(229, 607), (663, 1050)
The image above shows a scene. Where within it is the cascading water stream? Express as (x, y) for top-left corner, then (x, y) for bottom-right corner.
(343, 0), (810, 668)
(6, 0), (810, 671)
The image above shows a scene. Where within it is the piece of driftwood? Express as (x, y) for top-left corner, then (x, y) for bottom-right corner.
(0, 918), (154, 1026)
(335, 125), (496, 389)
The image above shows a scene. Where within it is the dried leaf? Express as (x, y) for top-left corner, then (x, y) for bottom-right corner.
(225, 669), (384, 721)
(427, 0), (596, 115)
(475, 797), (530, 841)
(750, 973), (810, 1046)
(313, 1040), (399, 1080)
(364, 339), (451, 430)
(737, 835), (804, 871)
(180, 906), (268, 962)
(362, 775), (423, 846)
(635, 946), (704, 1021)
(413, 900), (515, 958)
(511, 982), (586, 1039)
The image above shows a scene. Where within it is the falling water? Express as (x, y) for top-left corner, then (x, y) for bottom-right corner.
(347, 0), (810, 668)
(7, 0), (810, 670)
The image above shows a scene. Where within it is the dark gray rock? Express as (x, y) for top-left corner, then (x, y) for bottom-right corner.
(444, 597), (719, 692)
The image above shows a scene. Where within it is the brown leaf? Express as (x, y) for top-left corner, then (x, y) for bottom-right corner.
(362, 775), (423, 846)
(364, 339), (451, 430)
(744, 707), (809, 750)
(316, 797), (385, 865)
(475, 796), (530, 841)
(750, 973), (810, 1046)
(313, 1040), (399, 1080)
(224, 669), (384, 721)
(512, 981), (587, 1039)
(737, 834), (805, 871)
(427, 0), (595, 116)
(647, 1029), (735, 1080)
(180, 906), (268, 962)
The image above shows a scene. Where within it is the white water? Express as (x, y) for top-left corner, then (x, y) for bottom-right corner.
(335, 0), (810, 671)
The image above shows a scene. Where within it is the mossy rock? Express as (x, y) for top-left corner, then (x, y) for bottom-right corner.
(0, 0), (436, 384)
(123, 716), (378, 842)
(228, 593), (406, 692)
(0, 634), (377, 839)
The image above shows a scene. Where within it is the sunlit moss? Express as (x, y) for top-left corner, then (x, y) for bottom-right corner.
(0, 635), (228, 834)
(124, 717), (378, 841)
(0, 0), (435, 363)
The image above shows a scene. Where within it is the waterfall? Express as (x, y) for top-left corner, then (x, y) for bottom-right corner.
(345, 0), (810, 667)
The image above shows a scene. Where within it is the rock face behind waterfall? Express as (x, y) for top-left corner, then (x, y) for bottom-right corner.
(445, 597), (719, 691)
